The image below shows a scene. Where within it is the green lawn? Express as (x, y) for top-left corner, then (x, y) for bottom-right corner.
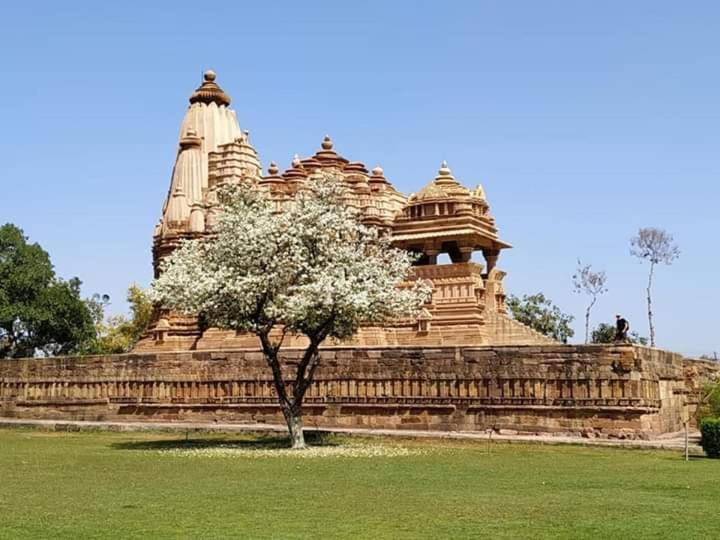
(0, 428), (718, 539)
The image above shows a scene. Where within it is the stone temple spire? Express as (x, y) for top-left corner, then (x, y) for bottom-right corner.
(174, 128), (204, 203)
(164, 181), (190, 227)
(159, 128), (203, 234)
(157, 70), (242, 238)
(177, 70), (242, 187)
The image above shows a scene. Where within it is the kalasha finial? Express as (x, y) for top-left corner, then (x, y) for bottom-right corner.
(439, 160), (452, 176)
(268, 161), (279, 175)
(371, 165), (384, 176)
(189, 69), (231, 106)
(292, 154), (302, 168)
(321, 135), (333, 150)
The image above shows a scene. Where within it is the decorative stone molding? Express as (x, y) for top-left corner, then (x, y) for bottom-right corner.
(2, 346), (715, 439)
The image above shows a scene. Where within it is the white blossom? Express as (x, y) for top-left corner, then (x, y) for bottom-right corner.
(150, 174), (431, 340)
(152, 443), (430, 459)
(150, 173), (431, 448)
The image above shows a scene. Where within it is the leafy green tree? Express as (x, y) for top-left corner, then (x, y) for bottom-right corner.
(590, 322), (648, 345)
(698, 382), (720, 420)
(84, 285), (153, 354)
(85, 293), (111, 328)
(506, 293), (574, 342)
(0, 224), (95, 358)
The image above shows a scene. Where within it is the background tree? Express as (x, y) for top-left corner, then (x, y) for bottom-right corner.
(83, 285), (153, 354)
(507, 293), (574, 342)
(590, 322), (648, 346)
(630, 227), (680, 347)
(85, 293), (111, 330)
(0, 223), (95, 358)
(150, 176), (430, 449)
(572, 259), (608, 344)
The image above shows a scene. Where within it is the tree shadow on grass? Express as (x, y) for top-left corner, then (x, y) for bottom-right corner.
(110, 431), (340, 452)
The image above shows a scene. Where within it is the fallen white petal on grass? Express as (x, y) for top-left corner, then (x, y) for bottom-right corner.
(153, 444), (429, 459)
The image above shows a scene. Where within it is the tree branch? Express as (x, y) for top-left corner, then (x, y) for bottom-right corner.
(291, 315), (335, 405)
(258, 330), (291, 409)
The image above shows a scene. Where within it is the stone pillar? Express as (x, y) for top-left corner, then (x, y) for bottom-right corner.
(425, 249), (439, 265)
(458, 247), (473, 263)
(483, 249), (500, 273)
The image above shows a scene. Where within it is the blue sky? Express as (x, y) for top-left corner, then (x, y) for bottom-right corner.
(1, 1), (718, 356)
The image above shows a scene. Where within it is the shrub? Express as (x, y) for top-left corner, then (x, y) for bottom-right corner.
(700, 417), (720, 458)
(696, 381), (720, 424)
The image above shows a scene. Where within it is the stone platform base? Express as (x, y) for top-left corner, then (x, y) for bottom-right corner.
(0, 345), (715, 440)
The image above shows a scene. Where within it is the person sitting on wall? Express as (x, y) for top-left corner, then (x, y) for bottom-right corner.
(615, 314), (630, 342)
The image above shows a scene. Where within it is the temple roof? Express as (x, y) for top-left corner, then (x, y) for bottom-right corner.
(155, 72), (510, 255)
(411, 161), (479, 203)
(282, 154), (309, 182)
(393, 161), (511, 251)
(301, 136), (350, 168)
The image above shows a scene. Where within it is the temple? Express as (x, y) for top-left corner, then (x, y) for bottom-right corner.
(135, 71), (553, 351)
(5, 70), (715, 443)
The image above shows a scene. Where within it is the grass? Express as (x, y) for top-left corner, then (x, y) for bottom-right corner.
(0, 428), (718, 539)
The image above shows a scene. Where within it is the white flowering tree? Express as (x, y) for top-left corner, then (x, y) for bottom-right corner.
(150, 175), (430, 448)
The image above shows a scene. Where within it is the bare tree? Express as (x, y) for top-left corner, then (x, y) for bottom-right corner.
(572, 260), (608, 344)
(630, 227), (680, 347)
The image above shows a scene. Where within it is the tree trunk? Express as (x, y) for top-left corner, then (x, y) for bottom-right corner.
(647, 262), (655, 347)
(259, 329), (323, 450)
(584, 306), (591, 344)
(584, 296), (596, 345)
(283, 407), (306, 449)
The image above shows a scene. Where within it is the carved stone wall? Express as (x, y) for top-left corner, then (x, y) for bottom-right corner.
(1, 345), (715, 439)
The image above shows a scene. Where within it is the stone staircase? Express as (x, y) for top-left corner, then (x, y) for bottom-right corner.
(484, 311), (558, 345)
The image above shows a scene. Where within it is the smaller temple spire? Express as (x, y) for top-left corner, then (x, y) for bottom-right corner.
(189, 203), (206, 233)
(436, 161), (456, 184)
(283, 153), (308, 184)
(312, 135), (349, 167)
(165, 182), (191, 225)
(345, 161), (369, 174)
(189, 70), (231, 107)
(316, 135), (337, 161)
(370, 165), (390, 186)
(260, 160), (285, 193)
(179, 127), (202, 150)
